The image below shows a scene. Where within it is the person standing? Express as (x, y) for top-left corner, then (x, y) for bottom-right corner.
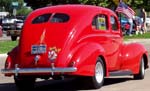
(140, 8), (147, 33)
(127, 17), (133, 36)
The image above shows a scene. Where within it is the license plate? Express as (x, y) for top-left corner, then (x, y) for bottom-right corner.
(31, 44), (46, 54)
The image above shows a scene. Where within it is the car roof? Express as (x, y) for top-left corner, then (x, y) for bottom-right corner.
(29, 4), (114, 19)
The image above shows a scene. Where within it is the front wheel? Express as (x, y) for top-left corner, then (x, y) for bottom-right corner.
(134, 57), (145, 79)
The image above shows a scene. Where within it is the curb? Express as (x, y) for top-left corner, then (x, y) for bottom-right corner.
(0, 54), (7, 58)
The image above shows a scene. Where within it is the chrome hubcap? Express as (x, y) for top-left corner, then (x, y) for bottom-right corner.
(141, 58), (145, 75)
(95, 62), (104, 83)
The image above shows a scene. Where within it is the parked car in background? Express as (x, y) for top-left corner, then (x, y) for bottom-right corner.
(2, 18), (17, 31)
(120, 16), (143, 35)
(0, 25), (2, 37)
(119, 17), (129, 34)
(1, 17), (24, 40)
(7, 19), (24, 41)
(1, 5), (149, 90)
(120, 17), (129, 26)
(16, 20), (24, 30)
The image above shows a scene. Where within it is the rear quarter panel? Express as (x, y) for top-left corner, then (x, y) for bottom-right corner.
(69, 42), (106, 76)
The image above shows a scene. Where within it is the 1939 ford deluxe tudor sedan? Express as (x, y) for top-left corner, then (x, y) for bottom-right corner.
(1, 5), (149, 89)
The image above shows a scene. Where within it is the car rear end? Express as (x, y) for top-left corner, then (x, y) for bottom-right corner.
(2, 6), (80, 77)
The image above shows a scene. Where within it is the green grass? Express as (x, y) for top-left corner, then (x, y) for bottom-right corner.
(0, 40), (18, 54)
(124, 32), (150, 40)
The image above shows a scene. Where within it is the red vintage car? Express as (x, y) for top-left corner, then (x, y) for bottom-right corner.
(1, 5), (149, 89)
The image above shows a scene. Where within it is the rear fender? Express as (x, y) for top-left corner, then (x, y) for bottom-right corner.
(5, 46), (19, 70)
(121, 43), (148, 74)
(70, 42), (108, 76)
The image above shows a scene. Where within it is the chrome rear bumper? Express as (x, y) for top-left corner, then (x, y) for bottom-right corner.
(1, 67), (77, 76)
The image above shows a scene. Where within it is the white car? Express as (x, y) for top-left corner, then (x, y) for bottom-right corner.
(15, 20), (24, 29)
(2, 18), (20, 31)
(2, 18), (17, 24)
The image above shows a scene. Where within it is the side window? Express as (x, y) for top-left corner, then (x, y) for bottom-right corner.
(110, 16), (118, 31)
(92, 14), (108, 30)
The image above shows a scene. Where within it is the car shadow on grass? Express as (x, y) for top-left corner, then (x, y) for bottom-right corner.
(0, 77), (133, 91)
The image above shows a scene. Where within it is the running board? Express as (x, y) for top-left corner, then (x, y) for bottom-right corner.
(109, 70), (133, 76)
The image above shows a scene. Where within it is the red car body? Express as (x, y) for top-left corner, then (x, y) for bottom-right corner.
(1, 5), (149, 89)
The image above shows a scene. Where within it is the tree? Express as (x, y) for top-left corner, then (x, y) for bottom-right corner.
(0, 0), (32, 16)
(0, 0), (13, 12)
(24, 0), (150, 11)
(24, 0), (112, 9)
(17, 7), (32, 16)
(24, 0), (52, 10)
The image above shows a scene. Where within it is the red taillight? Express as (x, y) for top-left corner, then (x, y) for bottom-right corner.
(5, 59), (11, 69)
(5, 56), (13, 69)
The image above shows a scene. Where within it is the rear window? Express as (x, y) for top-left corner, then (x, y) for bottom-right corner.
(50, 13), (70, 23)
(32, 13), (69, 24)
(32, 14), (52, 24)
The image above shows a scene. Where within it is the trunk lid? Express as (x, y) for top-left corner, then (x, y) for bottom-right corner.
(19, 22), (71, 68)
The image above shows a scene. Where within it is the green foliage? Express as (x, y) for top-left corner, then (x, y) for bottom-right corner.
(0, 0), (29, 16)
(0, 40), (18, 54)
(17, 7), (32, 16)
(17, 0), (24, 9)
(1, 0), (149, 17)
(124, 32), (150, 39)
(24, 0), (149, 11)
(131, 0), (150, 11)
(0, 0), (13, 12)
(24, 0), (111, 9)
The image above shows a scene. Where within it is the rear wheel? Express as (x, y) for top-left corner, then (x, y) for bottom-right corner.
(14, 76), (35, 91)
(134, 57), (145, 79)
(87, 57), (105, 89)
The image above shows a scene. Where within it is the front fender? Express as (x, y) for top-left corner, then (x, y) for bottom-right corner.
(70, 42), (107, 76)
(121, 43), (148, 74)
